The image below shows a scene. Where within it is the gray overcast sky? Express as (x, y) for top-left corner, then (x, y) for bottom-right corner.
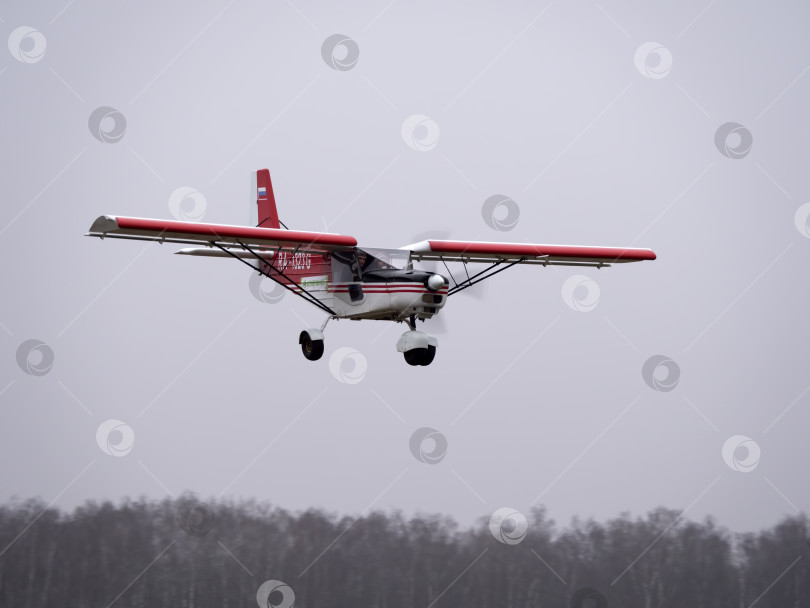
(1, 0), (809, 533)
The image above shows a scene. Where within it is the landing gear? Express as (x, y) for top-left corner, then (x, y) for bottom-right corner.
(397, 327), (438, 366)
(299, 317), (336, 361)
(423, 344), (436, 365)
(299, 326), (326, 361)
(299, 332), (324, 361)
(404, 349), (426, 366)
(404, 345), (436, 366)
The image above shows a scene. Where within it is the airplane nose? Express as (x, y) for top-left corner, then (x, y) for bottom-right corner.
(426, 274), (446, 291)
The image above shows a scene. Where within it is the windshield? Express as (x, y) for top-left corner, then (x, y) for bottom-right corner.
(357, 248), (410, 271)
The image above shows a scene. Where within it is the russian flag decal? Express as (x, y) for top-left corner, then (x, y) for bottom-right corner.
(258, 187), (267, 198)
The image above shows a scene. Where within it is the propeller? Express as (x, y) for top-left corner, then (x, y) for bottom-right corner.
(408, 230), (488, 336)
(409, 230), (489, 301)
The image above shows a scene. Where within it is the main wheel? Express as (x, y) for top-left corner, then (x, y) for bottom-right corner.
(301, 336), (324, 361)
(404, 348), (428, 366)
(420, 345), (436, 366)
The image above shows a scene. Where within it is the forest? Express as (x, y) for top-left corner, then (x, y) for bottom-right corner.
(0, 496), (807, 607)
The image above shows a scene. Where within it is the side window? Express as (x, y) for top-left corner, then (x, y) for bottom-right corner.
(331, 252), (355, 282)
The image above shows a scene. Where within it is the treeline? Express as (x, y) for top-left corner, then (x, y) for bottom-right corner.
(0, 496), (808, 608)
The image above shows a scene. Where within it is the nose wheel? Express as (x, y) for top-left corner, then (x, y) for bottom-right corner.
(404, 344), (436, 366)
(397, 329), (438, 366)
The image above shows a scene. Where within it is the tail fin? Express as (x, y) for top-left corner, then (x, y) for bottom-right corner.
(251, 169), (280, 229)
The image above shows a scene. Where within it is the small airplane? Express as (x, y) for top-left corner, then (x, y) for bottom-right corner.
(87, 169), (656, 366)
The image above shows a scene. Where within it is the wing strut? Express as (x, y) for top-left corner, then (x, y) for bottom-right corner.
(213, 241), (337, 316)
(446, 257), (528, 296)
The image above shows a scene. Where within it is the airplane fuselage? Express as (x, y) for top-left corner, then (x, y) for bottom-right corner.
(263, 249), (448, 322)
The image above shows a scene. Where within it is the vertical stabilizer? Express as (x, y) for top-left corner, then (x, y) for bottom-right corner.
(254, 169), (280, 229)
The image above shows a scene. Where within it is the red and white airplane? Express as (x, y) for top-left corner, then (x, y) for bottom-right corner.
(87, 169), (656, 366)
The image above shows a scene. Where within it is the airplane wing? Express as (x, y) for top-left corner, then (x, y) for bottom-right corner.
(87, 215), (358, 316)
(86, 216), (357, 252)
(401, 239), (656, 295)
(403, 239), (656, 266)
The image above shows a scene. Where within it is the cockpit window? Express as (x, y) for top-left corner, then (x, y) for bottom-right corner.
(358, 248), (409, 271)
(331, 248), (410, 282)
